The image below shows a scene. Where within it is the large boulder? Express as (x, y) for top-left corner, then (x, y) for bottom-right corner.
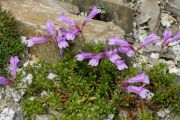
(165, 0), (180, 16)
(0, 0), (125, 63)
(60, 0), (134, 33)
(135, 0), (160, 32)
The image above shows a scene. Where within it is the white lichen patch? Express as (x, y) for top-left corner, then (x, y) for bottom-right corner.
(161, 13), (176, 28)
(0, 108), (15, 120)
(47, 73), (57, 80)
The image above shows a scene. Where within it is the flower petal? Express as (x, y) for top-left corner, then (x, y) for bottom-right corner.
(56, 36), (69, 49)
(123, 73), (150, 84)
(10, 56), (19, 77)
(0, 76), (10, 85)
(139, 33), (157, 49)
(57, 13), (76, 26)
(75, 52), (94, 61)
(116, 47), (135, 57)
(162, 29), (172, 47)
(46, 21), (55, 36)
(115, 59), (128, 70)
(172, 31), (180, 42)
(108, 36), (131, 47)
(88, 53), (104, 66)
(124, 86), (149, 99)
(105, 51), (121, 63)
(85, 6), (101, 22)
(27, 37), (48, 47)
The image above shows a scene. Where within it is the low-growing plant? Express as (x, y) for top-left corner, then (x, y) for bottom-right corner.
(0, 9), (24, 76)
(1, 5), (180, 120)
(20, 45), (180, 119)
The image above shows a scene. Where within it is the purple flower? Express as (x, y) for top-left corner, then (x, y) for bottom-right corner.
(56, 36), (69, 49)
(88, 53), (104, 66)
(124, 86), (149, 99)
(116, 47), (135, 57)
(75, 52), (94, 61)
(64, 29), (80, 40)
(162, 29), (172, 47)
(108, 36), (131, 47)
(123, 73), (150, 84)
(10, 56), (19, 78)
(114, 59), (128, 70)
(57, 13), (77, 26)
(0, 76), (10, 85)
(139, 33), (157, 49)
(105, 51), (121, 63)
(172, 31), (180, 42)
(27, 37), (48, 47)
(85, 6), (101, 22)
(46, 21), (55, 36)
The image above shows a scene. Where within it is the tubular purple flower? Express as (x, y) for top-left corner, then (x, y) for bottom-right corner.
(162, 29), (172, 47)
(56, 36), (69, 49)
(88, 53), (104, 66)
(64, 29), (80, 40)
(124, 86), (149, 99)
(108, 36), (131, 47)
(27, 37), (48, 47)
(0, 77), (10, 85)
(139, 33), (157, 49)
(10, 56), (19, 78)
(114, 59), (128, 70)
(116, 47), (135, 57)
(105, 51), (121, 63)
(75, 52), (94, 61)
(57, 13), (77, 26)
(85, 6), (101, 22)
(46, 21), (55, 36)
(123, 73), (150, 84)
(172, 31), (180, 41)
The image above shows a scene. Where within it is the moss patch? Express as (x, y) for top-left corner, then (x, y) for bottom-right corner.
(0, 9), (25, 76)
(18, 44), (180, 119)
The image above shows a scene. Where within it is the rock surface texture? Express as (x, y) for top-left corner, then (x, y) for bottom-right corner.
(0, 0), (125, 63)
(60, 0), (134, 33)
(135, 0), (160, 32)
(166, 0), (180, 16)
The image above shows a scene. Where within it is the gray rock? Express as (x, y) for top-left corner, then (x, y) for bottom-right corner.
(148, 53), (160, 65)
(135, 0), (160, 31)
(166, 0), (180, 16)
(60, 0), (134, 33)
(172, 116), (180, 120)
(0, 108), (15, 120)
(36, 0), (80, 14)
(144, 45), (162, 53)
(177, 61), (180, 68)
(159, 50), (176, 61)
(170, 44), (180, 62)
(35, 115), (51, 120)
(15, 111), (24, 120)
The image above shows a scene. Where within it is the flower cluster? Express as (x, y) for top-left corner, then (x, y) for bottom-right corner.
(1, 5), (180, 101)
(118, 73), (151, 99)
(75, 36), (135, 70)
(0, 56), (19, 85)
(27, 6), (101, 51)
(161, 29), (180, 47)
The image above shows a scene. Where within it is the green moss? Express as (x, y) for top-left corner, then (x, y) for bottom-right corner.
(147, 63), (180, 115)
(20, 44), (180, 119)
(0, 9), (25, 76)
(22, 98), (46, 119)
(139, 108), (159, 120)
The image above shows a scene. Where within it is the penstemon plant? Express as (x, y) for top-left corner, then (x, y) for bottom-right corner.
(0, 56), (19, 85)
(1, 5), (180, 102)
